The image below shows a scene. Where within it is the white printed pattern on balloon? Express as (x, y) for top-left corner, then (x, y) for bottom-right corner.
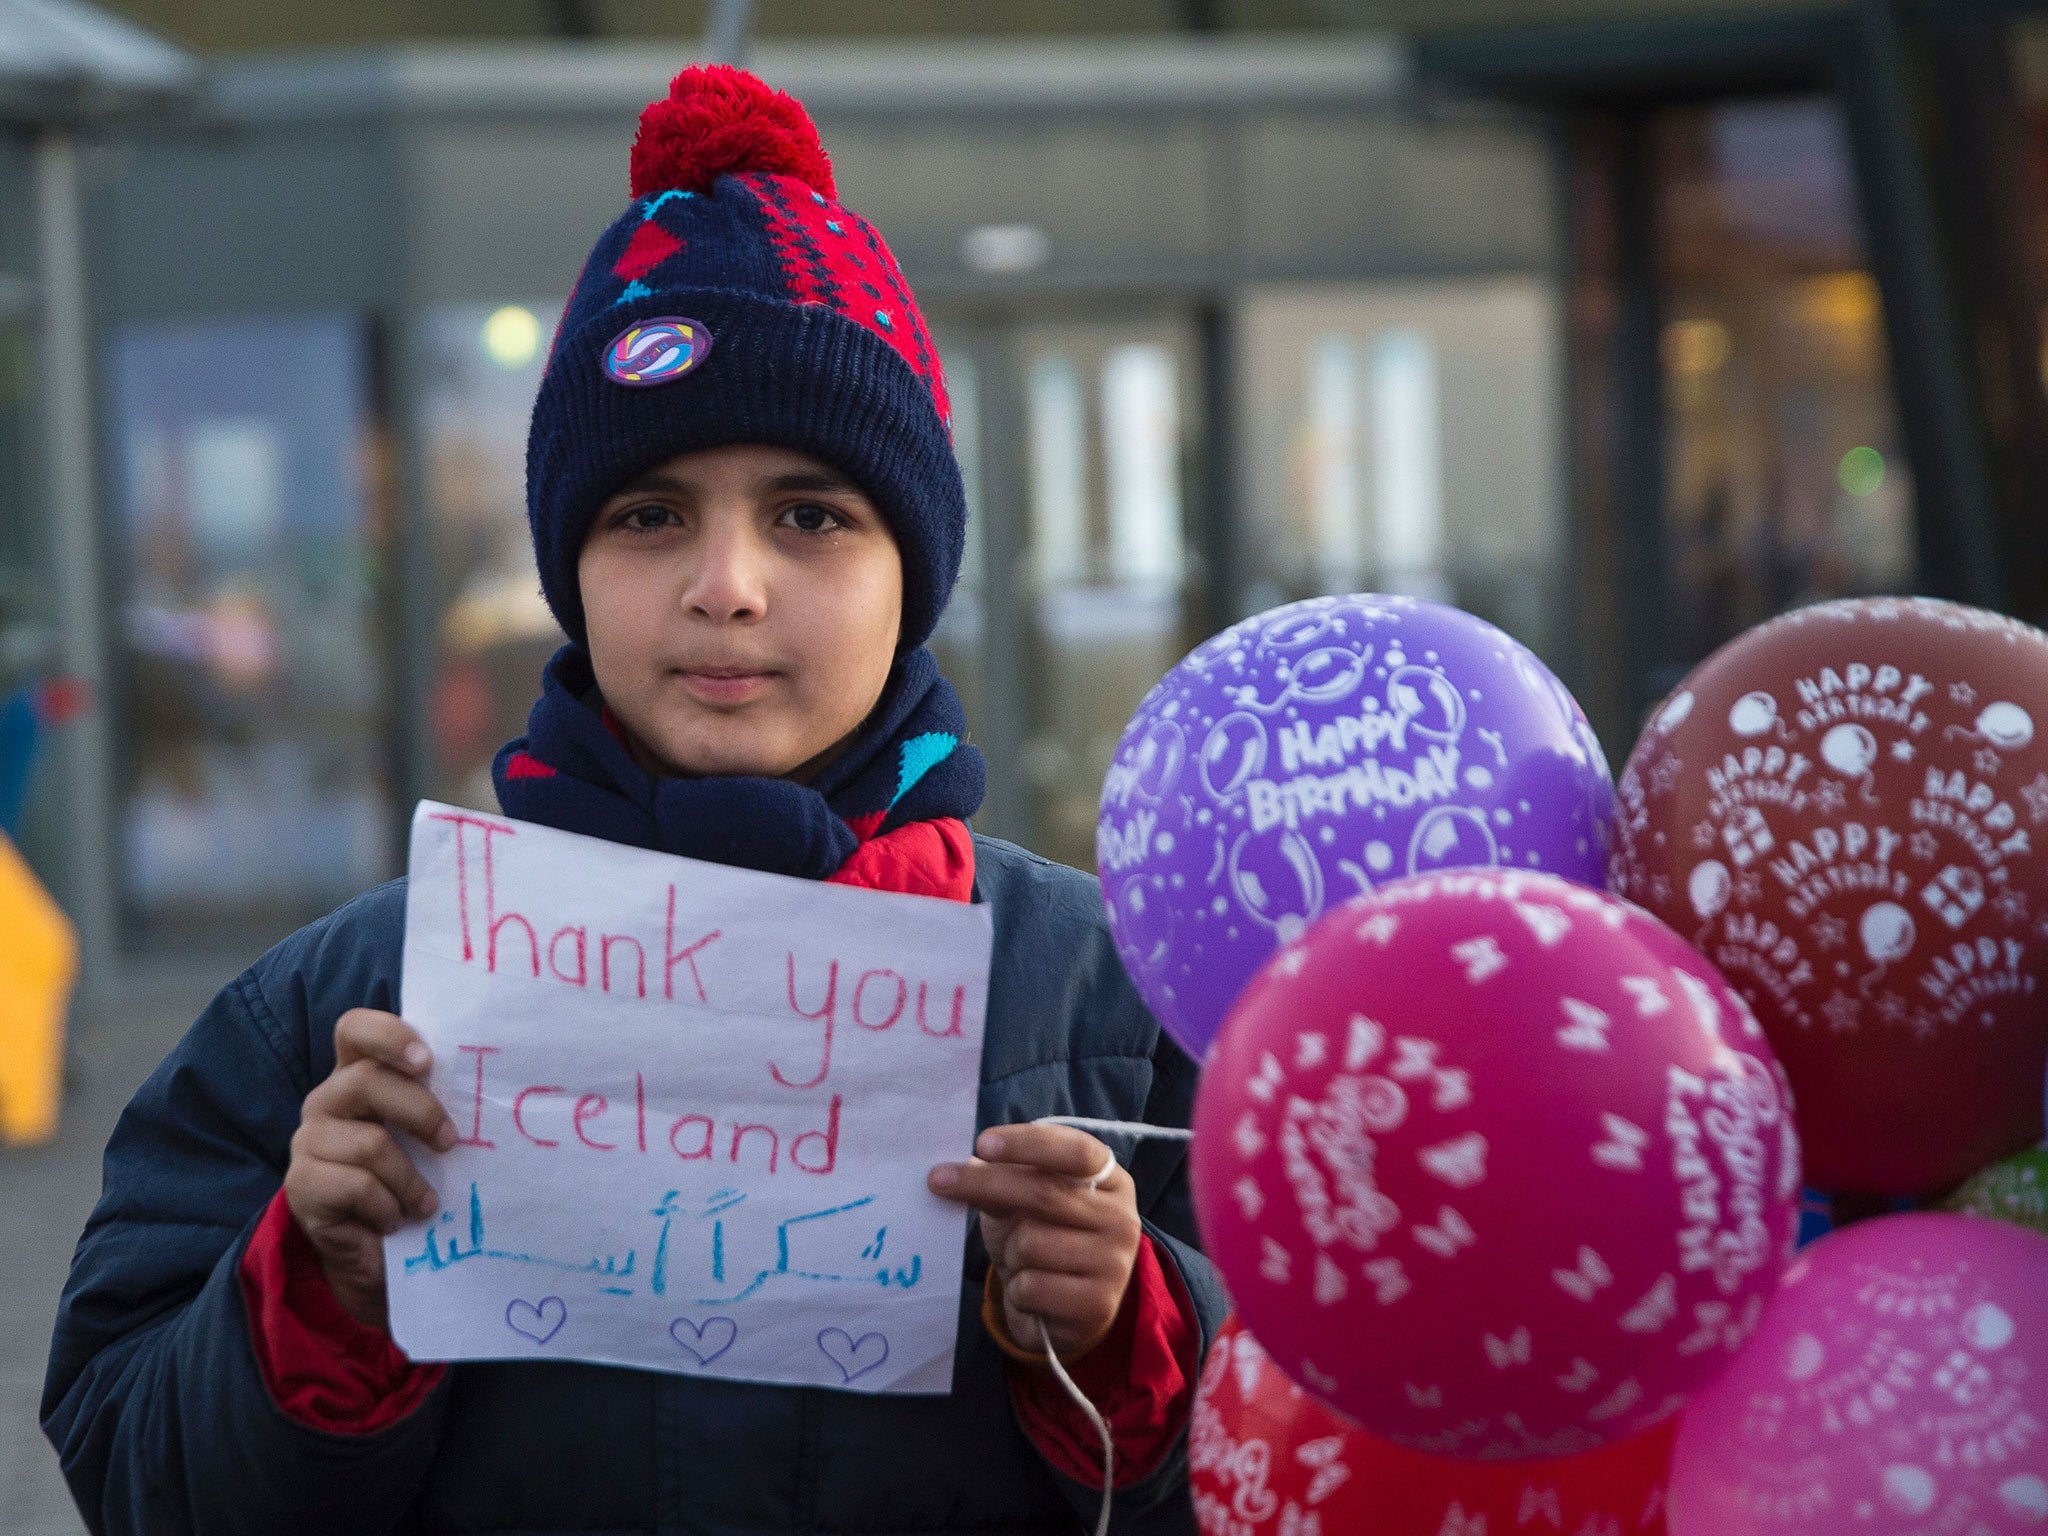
(1624, 601), (2048, 1039)
(1190, 1326), (1673, 1536)
(1101, 597), (1610, 1023)
(1188, 1333), (1353, 1536)
(1234, 871), (1792, 1460)
(1726, 1257), (2042, 1528)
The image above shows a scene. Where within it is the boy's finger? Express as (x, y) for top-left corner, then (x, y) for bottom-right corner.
(929, 1158), (1122, 1228)
(295, 1157), (409, 1236)
(1000, 1270), (1112, 1332)
(334, 1008), (432, 1077)
(297, 1118), (441, 1221)
(997, 1222), (1117, 1280)
(971, 1124), (1119, 1183)
(312, 1060), (458, 1149)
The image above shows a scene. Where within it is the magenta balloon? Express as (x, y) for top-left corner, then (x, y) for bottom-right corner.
(1097, 595), (1614, 1060)
(1191, 868), (1802, 1460)
(1669, 1212), (2048, 1535)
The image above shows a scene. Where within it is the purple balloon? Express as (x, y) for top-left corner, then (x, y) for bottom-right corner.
(1097, 595), (1614, 1060)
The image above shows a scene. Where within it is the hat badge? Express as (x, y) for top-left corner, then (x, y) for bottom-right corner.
(603, 316), (713, 387)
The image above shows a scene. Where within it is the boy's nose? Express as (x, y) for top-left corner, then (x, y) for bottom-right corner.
(682, 528), (769, 622)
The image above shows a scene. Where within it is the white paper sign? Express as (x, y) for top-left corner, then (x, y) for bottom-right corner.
(384, 801), (993, 1394)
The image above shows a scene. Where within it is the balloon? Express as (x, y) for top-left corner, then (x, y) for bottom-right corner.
(1191, 868), (1801, 1459)
(1612, 597), (2048, 1197)
(1098, 594), (1613, 1060)
(1669, 1212), (2048, 1535)
(1944, 1144), (2048, 1235)
(1190, 1312), (1676, 1534)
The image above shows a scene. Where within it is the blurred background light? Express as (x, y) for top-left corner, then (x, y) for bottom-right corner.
(1662, 317), (1731, 376)
(481, 305), (541, 370)
(1838, 444), (1886, 497)
(960, 223), (1052, 276)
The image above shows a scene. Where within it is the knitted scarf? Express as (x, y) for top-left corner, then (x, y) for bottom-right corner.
(492, 643), (985, 879)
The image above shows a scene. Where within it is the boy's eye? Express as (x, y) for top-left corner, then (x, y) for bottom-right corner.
(616, 503), (679, 532)
(781, 503), (844, 535)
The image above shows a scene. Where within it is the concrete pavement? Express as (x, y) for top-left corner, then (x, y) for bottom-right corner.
(1, 967), (222, 1535)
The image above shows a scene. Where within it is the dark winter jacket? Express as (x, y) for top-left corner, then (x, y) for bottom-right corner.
(43, 835), (1223, 1536)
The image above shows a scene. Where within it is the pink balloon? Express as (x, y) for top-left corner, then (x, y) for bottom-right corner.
(1191, 868), (1803, 1460)
(1669, 1212), (2048, 1535)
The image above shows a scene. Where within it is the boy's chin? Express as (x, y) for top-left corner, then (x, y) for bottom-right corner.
(635, 727), (815, 783)
(650, 745), (803, 781)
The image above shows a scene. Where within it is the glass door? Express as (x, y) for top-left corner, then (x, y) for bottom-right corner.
(108, 314), (394, 948)
(417, 302), (563, 812)
(1567, 93), (1915, 751)
(1233, 277), (1570, 678)
(1013, 316), (1201, 871)
(1654, 98), (1914, 663)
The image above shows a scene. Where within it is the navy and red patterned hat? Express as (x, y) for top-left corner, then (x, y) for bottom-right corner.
(526, 66), (963, 652)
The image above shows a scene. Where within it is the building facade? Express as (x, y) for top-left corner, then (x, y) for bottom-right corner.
(0, 0), (196, 989)
(23, 3), (2048, 983)
(84, 37), (1569, 966)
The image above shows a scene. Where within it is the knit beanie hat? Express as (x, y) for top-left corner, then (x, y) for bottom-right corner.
(526, 66), (964, 652)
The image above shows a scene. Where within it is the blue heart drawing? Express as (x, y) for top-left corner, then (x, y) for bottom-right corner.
(505, 1296), (566, 1345)
(668, 1315), (738, 1366)
(817, 1327), (889, 1383)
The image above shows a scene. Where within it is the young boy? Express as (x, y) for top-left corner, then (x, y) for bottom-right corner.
(43, 66), (1222, 1536)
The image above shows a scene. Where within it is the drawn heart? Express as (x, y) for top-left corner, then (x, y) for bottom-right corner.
(817, 1327), (890, 1383)
(669, 1315), (738, 1366)
(505, 1296), (566, 1345)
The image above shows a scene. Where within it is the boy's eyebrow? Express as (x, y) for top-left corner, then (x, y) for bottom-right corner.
(758, 470), (866, 498)
(608, 468), (867, 500)
(615, 469), (693, 498)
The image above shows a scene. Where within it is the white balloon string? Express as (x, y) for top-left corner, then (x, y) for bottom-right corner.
(1035, 1115), (1196, 1143)
(1021, 1116), (1196, 1536)
(1085, 1148), (1119, 1190)
(1040, 1312), (1116, 1536)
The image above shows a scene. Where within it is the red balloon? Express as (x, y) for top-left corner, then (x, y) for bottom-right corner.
(1192, 1313), (1676, 1535)
(1612, 598), (2048, 1196)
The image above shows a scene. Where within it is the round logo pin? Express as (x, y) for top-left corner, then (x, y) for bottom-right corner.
(603, 316), (712, 387)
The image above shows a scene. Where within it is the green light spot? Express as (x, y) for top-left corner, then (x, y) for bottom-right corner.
(1839, 445), (1886, 497)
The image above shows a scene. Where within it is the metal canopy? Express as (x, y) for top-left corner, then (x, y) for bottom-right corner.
(212, 34), (1410, 125)
(0, 0), (198, 123)
(1416, 6), (1848, 105)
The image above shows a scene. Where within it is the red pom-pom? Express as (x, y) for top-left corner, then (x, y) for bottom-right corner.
(629, 65), (835, 201)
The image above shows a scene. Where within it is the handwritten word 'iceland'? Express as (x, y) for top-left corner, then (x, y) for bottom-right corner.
(384, 802), (993, 1395)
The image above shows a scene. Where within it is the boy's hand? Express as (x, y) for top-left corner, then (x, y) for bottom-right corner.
(928, 1124), (1142, 1360)
(284, 1008), (457, 1332)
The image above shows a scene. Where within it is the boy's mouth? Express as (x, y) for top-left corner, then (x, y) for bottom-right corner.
(674, 665), (779, 705)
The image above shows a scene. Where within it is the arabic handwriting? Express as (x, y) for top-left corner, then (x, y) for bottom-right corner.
(404, 1183), (639, 1282)
(404, 1184), (925, 1305)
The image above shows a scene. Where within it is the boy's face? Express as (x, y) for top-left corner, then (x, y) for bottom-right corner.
(577, 443), (903, 781)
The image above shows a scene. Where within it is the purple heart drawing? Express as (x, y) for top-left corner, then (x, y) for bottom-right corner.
(668, 1315), (738, 1366)
(817, 1327), (889, 1384)
(505, 1296), (566, 1346)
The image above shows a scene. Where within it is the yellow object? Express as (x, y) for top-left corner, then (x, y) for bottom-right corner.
(0, 830), (77, 1144)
